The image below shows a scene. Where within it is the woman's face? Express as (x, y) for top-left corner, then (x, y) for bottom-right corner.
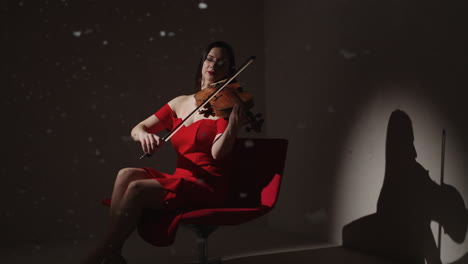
(201, 47), (230, 88)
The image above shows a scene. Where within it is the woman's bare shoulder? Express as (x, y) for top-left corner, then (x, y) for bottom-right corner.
(167, 94), (194, 115)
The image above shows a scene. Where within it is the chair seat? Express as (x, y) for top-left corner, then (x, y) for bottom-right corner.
(180, 205), (271, 225)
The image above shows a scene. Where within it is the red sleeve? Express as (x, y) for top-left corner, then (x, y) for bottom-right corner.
(216, 117), (229, 134)
(147, 104), (174, 134)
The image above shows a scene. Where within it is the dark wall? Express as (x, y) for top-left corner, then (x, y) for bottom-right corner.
(3, 0), (264, 245)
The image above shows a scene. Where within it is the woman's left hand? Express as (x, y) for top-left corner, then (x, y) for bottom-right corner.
(228, 103), (247, 129)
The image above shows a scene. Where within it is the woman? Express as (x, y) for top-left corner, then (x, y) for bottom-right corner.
(84, 41), (245, 264)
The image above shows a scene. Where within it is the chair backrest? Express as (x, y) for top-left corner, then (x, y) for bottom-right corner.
(225, 138), (288, 208)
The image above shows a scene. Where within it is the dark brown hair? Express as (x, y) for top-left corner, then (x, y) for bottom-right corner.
(194, 41), (236, 92)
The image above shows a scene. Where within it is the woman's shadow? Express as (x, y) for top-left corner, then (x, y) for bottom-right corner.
(342, 109), (468, 264)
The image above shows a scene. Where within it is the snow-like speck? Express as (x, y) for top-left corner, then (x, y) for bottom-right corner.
(243, 139), (255, 148)
(328, 105), (335, 113)
(102, 40), (108, 46)
(304, 209), (328, 224)
(198, 2), (208, 9)
(146, 12), (151, 17)
(168, 32), (176, 37)
(95, 149), (101, 156)
(88, 136), (93, 142)
(81, 66), (87, 70)
(66, 209), (75, 214)
(34, 245), (41, 250)
(91, 105), (97, 110)
(339, 49), (357, 59)
(239, 192), (247, 198)
(73, 31), (82, 37)
(120, 136), (132, 142)
(170, 247), (177, 255)
(149, 37), (154, 42)
(99, 159), (106, 164)
(45, 128), (53, 134)
(160, 31), (166, 37)
(84, 28), (93, 34)
(196, 178), (205, 184)
(19, 1), (23, 7)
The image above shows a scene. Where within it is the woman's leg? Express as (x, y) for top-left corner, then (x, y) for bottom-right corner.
(103, 178), (167, 253)
(84, 169), (167, 264)
(109, 168), (151, 215)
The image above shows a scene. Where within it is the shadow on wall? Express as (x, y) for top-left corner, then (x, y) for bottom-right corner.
(342, 110), (468, 264)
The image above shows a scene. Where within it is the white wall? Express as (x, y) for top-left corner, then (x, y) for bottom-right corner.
(264, 0), (468, 262)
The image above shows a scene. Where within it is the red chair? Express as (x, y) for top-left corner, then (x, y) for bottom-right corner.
(105, 138), (288, 263)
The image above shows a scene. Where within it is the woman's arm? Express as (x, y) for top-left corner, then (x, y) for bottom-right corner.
(131, 115), (164, 155)
(211, 104), (244, 160)
(131, 95), (188, 154)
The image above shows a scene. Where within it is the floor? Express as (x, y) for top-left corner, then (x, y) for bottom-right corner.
(1, 222), (398, 264)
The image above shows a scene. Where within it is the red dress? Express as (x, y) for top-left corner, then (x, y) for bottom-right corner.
(137, 104), (230, 246)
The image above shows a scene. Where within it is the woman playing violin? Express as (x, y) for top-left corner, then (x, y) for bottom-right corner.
(84, 41), (246, 264)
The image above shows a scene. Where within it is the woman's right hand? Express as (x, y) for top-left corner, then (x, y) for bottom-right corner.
(138, 132), (164, 155)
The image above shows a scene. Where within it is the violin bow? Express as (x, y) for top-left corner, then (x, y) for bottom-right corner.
(139, 56), (256, 159)
(437, 129), (446, 255)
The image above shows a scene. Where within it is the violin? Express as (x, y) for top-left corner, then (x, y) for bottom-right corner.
(194, 79), (263, 132)
(140, 56), (259, 159)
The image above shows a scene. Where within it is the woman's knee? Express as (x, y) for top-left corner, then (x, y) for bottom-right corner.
(126, 180), (165, 205)
(115, 168), (148, 186)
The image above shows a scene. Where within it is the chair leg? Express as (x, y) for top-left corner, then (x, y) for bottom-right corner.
(198, 236), (208, 264)
(185, 224), (222, 264)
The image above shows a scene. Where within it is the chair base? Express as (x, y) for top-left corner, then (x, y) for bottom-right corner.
(182, 224), (221, 264)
